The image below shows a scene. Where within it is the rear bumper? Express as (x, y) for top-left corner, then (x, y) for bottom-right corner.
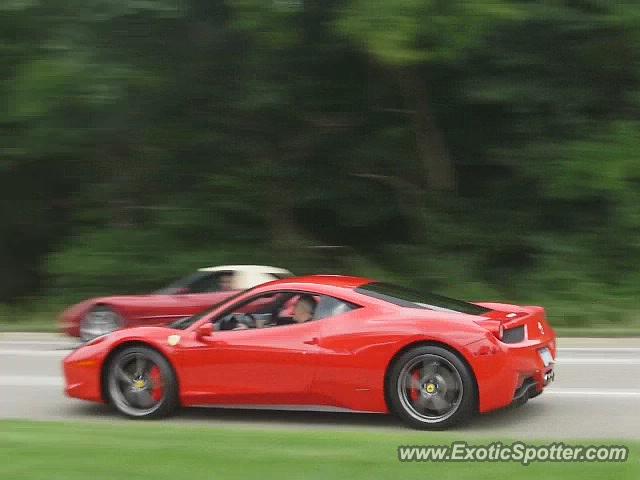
(511, 368), (554, 407)
(465, 336), (556, 413)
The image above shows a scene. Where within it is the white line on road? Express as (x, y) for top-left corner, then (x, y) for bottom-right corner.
(0, 340), (80, 347)
(0, 376), (63, 386)
(546, 389), (640, 397)
(1, 375), (640, 401)
(560, 347), (640, 352)
(0, 349), (69, 357)
(556, 358), (640, 365)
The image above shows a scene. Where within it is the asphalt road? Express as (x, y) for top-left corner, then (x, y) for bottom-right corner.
(1, 333), (639, 439)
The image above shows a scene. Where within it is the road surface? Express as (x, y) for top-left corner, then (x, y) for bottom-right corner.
(1, 333), (638, 439)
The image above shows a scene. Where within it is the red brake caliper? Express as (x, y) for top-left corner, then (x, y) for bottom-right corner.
(149, 366), (164, 401)
(409, 369), (420, 401)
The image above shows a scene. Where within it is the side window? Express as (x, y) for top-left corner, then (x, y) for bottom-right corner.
(186, 273), (216, 293)
(214, 291), (359, 331)
(312, 295), (358, 320)
(189, 272), (235, 293)
(214, 292), (286, 330)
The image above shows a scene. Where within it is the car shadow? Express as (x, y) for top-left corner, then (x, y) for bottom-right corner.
(69, 400), (542, 432)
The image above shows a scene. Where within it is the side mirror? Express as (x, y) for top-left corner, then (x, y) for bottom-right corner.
(196, 322), (214, 341)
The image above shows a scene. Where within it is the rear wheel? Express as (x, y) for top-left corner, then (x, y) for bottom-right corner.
(106, 346), (179, 419)
(386, 345), (476, 429)
(80, 306), (123, 341)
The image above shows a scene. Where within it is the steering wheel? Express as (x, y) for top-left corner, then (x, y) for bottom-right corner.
(217, 313), (255, 331)
(236, 313), (255, 329)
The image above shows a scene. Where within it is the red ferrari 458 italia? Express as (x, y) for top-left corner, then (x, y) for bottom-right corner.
(63, 275), (556, 429)
(59, 265), (292, 341)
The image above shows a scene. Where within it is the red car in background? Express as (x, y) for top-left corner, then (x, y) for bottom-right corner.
(59, 265), (292, 341)
(63, 275), (556, 429)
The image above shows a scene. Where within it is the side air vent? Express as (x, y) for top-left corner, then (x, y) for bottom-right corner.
(502, 325), (525, 343)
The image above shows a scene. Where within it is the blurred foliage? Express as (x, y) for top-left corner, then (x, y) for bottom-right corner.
(1, 0), (640, 328)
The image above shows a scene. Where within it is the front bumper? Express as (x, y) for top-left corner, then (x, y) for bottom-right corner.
(63, 345), (106, 403)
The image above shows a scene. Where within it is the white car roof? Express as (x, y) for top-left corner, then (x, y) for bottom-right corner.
(198, 265), (292, 275)
(196, 265), (293, 290)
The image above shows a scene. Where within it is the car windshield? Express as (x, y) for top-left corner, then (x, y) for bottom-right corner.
(154, 271), (209, 295)
(355, 282), (490, 315)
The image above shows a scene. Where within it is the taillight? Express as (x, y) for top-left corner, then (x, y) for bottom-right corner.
(501, 325), (526, 343)
(473, 318), (504, 341)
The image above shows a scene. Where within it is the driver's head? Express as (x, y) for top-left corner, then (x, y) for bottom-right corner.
(293, 294), (317, 323)
(218, 273), (233, 291)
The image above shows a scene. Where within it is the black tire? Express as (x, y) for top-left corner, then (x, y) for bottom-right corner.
(80, 306), (123, 341)
(106, 345), (179, 419)
(386, 345), (476, 430)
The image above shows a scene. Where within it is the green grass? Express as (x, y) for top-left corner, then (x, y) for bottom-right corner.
(0, 420), (637, 479)
(0, 312), (58, 333)
(0, 320), (58, 333)
(0, 303), (61, 333)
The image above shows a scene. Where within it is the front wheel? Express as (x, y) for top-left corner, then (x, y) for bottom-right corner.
(106, 346), (179, 419)
(386, 345), (476, 430)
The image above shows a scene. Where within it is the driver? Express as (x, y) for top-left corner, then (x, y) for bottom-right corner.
(231, 294), (317, 330)
(275, 294), (317, 326)
(217, 273), (234, 291)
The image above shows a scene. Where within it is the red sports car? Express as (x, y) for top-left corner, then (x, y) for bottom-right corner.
(59, 265), (292, 341)
(63, 275), (556, 429)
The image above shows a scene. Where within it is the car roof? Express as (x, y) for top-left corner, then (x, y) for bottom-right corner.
(198, 265), (292, 274)
(263, 274), (373, 289)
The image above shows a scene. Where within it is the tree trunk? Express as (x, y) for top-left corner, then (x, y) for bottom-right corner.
(400, 68), (456, 192)
(264, 138), (306, 254)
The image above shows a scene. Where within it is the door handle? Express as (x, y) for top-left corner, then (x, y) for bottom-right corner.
(303, 337), (319, 345)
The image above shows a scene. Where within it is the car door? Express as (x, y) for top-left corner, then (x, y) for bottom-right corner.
(178, 293), (321, 406)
